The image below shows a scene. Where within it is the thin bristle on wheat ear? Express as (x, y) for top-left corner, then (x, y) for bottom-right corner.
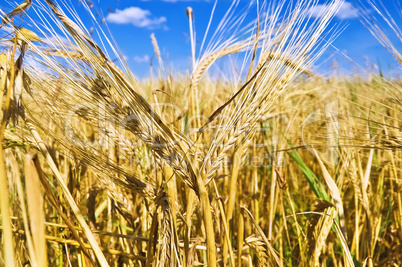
(23, 0), (201, 196)
(360, 0), (402, 65)
(198, 1), (344, 182)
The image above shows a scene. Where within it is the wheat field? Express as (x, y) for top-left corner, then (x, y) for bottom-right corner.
(0, 0), (401, 266)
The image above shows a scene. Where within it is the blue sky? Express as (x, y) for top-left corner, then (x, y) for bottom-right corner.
(3, 0), (402, 78)
(99, 0), (400, 78)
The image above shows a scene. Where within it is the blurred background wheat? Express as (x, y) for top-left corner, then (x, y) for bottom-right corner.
(0, 0), (401, 266)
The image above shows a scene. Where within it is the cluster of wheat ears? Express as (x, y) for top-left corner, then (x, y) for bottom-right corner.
(0, 0), (401, 266)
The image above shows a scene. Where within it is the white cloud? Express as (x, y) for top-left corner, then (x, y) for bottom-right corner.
(308, 1), (358, 20)
(134, 55), (150, 63)
(336, 2), (359, 19)
(308, 5), (327, 18)
(106, 7), (166, 29)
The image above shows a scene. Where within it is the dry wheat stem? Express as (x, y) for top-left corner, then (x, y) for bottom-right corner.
(25, 118), (110, 267)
